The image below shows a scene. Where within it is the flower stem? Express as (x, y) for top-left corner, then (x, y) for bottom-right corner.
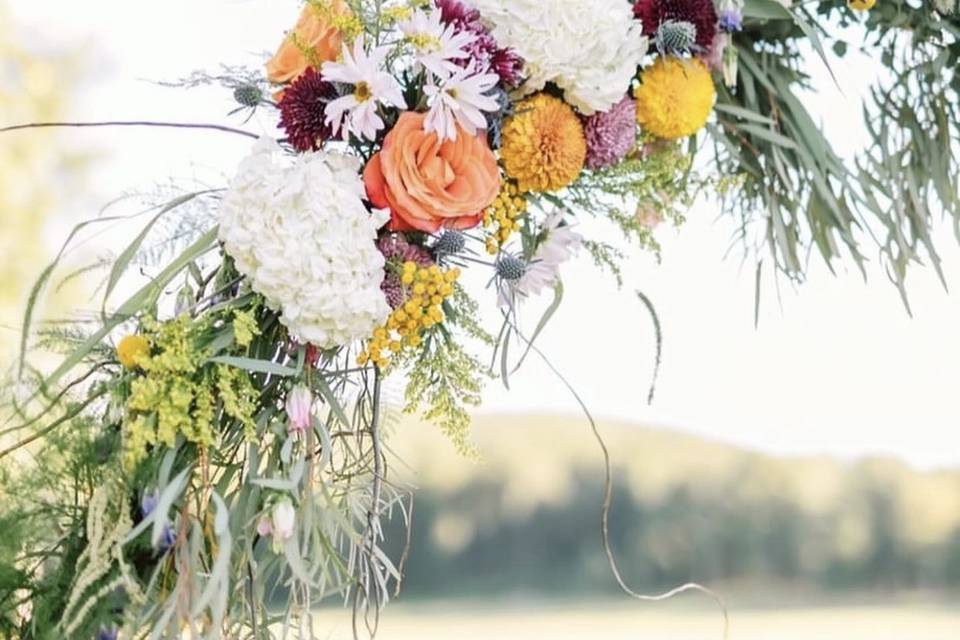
(0, 120), (259, 140)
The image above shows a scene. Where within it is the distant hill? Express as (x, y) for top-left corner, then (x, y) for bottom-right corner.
(383, 414), (960, 600)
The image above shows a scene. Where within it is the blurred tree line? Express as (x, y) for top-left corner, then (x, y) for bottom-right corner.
(386, 418), (960, 600)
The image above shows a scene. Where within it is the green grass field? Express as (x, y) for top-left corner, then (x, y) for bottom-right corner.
(314, 600), (960, 639)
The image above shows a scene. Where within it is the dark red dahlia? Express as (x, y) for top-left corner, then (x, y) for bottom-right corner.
(278, 68), (338, 152)
(433, 0), (524, 87)
(633, 0), (718, 51)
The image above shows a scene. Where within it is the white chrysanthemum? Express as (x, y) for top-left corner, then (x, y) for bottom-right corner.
(219, 138), (390, 348)
(472, 0), (648, 115)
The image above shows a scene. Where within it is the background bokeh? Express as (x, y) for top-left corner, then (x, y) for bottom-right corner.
(2, 1), (958, 637)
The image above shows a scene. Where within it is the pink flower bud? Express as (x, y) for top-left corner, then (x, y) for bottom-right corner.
(285, 385), (313, 434)
(271, 500), (296, 551)
(256, 516), (273, 537)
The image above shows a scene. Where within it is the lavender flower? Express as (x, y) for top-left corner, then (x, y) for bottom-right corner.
(718, 8), (743, 32)
(141, 490), (177, 553)
(95, 625), (119, 640)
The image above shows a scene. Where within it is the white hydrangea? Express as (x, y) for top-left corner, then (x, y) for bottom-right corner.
(472, 0), (649, 115)
(219, 138), (391, 348)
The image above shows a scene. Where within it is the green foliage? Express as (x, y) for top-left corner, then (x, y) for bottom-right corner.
(715, 0), (960, 304)
(568, 143), (698, 259)
(122, 312), (263, 469)
(400, 328), (485, 456)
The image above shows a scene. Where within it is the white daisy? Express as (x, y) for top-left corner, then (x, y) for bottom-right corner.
(399, 9), (476, 79)
(322, 40), (406, 141)
(423, 68), (500, 141)
(498, 211), (582, 307)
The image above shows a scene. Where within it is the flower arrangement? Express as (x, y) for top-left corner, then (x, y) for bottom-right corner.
(2, 0), (960, 638)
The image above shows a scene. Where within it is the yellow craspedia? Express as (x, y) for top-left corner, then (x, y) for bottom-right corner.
(634, 57), (716, 140)
(500, 93), (587, 193)
(117, 334), (150, 369)
(847, 0), (876, 9)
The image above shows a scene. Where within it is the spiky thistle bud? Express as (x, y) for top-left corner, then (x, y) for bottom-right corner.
(233, 84), (263, 108)
(496, 255), (527, 281)
(434, 230), (467, 256)
(655, 20), (698, 57)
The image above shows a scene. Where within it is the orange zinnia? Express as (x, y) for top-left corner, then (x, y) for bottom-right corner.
(266, 0), (352, 85)
(364, 112), (501, 233)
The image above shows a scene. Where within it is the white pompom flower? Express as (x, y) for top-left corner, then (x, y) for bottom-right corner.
(219, 138), (391, 348)
(471, 0), (649, 115)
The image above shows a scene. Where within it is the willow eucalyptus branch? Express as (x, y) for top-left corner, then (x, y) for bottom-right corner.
(0, 120), (259, 140)
(508, 322), (730, 640)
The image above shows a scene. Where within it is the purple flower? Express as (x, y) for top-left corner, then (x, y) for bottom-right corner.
(582, 96), (638, 170)
(141, 490), (177, 553)
(140, 491), (159, 518)
(159, 525), (177, 551)
(96, 625), (119, 640)
(378, 234), (434, 309)
(718, 8), (743, 32)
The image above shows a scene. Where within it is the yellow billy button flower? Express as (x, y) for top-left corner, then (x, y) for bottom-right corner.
(634, 57), (716, 140)
(483, 181), (529, 253)
(357, 263), (462, 369)
(117, 334), (150, 369)
(847, 0), (876, 9)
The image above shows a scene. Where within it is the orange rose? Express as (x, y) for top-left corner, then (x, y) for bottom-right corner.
(266, 0), (351, 85)
(364, 112), (500, 233)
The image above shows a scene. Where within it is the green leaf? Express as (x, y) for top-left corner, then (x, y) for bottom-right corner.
(44, 226), (219, 390)
(742, 0), (793, 20)
(635, 291), (663, 405)
(313, 374), (351, 429)
(738, 123), (799, 149)
(499, 327), (511, 390)
(101, 192), (204, 319)
(17, 204), (173, 379)
(152, 466), (192, 548)
(714, 103), (776, 125)
(512, 282), (564, 374)
(208, 356), (299, 377)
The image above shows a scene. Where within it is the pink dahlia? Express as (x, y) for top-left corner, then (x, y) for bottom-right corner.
(634, 0), (718, 52)
(434, 0), (524, 86)
(582, 96), (638, 170)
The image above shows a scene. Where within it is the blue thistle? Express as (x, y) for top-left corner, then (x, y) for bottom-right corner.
(434, 230), (467, 257)
(496, 256), (527, 281)
(655, 20), (698, 57)
(233, 84), (263, 107)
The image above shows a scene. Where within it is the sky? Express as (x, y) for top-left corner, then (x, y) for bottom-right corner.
(7, 0), (959, 469)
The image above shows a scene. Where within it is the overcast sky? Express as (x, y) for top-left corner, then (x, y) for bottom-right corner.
(9, 0), (960, 469)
